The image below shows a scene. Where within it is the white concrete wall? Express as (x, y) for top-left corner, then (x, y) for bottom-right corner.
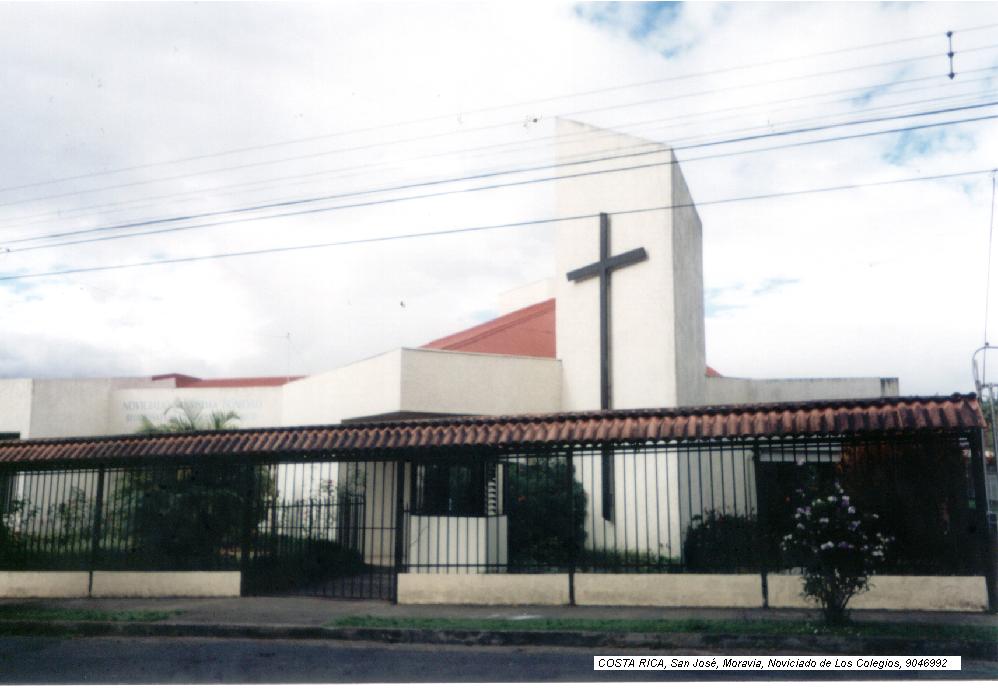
(282, 350), (403, 425)
(705, 376), (899, 405)
(767, 574), (988, 612)
(0, 571), (90, 598)
(671, 154), (707, 406)
(576, 574), (763, 607)
(90, 571), (240, 597)
(358, 461), (398, 567)
(400, 349), (562, 416)
(0, 379), (32, 439)
(111, 386), (284, 434)
(576, 448), (683, 561)
(27, 378), (119, 438)
(406, 514), (508, 573)
(397, 573), (570, 605)
(555, 119), (700, 411)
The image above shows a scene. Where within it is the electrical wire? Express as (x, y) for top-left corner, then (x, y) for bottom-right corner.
(5, 42), (998, 212)
(5, 99), (997, 252)
(1, 166), (991, 282)
(4, 66), (996, 233)
(4, 20), (996, 196)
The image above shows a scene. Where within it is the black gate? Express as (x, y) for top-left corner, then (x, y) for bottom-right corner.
(240, 460), (399, 600)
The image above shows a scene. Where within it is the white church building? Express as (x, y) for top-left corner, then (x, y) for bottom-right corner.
(9, 121), (976, 601)
(0, 120), (897, 442)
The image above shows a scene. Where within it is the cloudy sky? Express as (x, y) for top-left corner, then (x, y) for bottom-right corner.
(1, 1), (997, 396)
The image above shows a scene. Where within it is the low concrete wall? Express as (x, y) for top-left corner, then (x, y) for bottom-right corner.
(398, 573), (570, 605)
(0, 571), (89, 598)
(90, 571), (241, 598)
(575, 574), (763, 608)
(768, 574), (989, 612)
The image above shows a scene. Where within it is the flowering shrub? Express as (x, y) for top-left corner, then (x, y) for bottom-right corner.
(781, 481), (892, 625)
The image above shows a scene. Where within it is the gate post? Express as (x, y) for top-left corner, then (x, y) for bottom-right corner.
(87, 464), (106, 597)
(239, 461), (256, 597)
(392, 458), (407, 604)
(969, 430), (997, 612)
(566, 448), (576, 606)
(751, 444), (769, 609)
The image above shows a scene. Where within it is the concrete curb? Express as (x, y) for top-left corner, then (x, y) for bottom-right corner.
(0, 620), (994, 660)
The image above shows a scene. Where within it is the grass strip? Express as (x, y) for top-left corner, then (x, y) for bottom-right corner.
(0, 606), (178, 623)
(329, 615), (998, 643)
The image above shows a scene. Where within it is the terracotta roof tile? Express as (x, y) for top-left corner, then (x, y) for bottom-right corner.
(0, 394), (982, 465)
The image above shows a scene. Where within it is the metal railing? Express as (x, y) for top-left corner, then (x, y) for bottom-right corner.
(0, 430), (990, 600)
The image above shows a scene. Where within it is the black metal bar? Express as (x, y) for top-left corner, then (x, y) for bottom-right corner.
(566, 449), (576, 605)
(239, 462), (256, 596)
(393, 459), (406, 603)
(751, 443), (769, 609)
(969, 429), (997, 612)
(88, 465), (105, 596)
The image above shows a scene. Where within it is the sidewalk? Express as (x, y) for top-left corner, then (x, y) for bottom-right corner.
(0, 597), (995, 659)
(1, 595), (994, 628)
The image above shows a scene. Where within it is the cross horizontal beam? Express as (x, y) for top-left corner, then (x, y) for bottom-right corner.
(566, 247), (648, 282)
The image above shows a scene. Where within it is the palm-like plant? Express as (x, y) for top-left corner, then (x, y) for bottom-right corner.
(138, 399), (240, 434)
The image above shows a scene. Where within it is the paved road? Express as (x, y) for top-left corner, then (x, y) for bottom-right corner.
(0, 636), (994, 683)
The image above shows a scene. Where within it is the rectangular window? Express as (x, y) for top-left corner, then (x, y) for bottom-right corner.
(413, 459), (495, 516)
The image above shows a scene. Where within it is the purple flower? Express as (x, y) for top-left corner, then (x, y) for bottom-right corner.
(847, 506), (856, 514)
(837, 541), (852, 549)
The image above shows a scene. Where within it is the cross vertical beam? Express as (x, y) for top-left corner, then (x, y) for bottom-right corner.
(565, 212), (648, 410)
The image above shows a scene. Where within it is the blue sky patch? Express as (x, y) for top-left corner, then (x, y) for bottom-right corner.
(883, 128), (969, 165)
(575, 2), (683, 49)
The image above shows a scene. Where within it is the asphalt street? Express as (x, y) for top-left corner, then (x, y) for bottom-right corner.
(0, 636), (995, 683)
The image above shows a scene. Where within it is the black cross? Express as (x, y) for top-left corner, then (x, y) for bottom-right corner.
(565, 212), (648, 410)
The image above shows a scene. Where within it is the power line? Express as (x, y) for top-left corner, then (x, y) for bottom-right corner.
(5, 42), (998, 213)
(4, 21), (995, 197)
(1, 167), (991, 283)
(10, 111), (998, 257)
(5, 99), (997, 251)
(4, 65), (996, 233)
(986, 170), (998, 344)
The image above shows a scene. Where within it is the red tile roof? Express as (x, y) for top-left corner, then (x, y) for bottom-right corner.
(422, 299), (723, 377)
(0, 395), (981, 464)
(151, 374), (300, 388)
(422, 299), (556, 358)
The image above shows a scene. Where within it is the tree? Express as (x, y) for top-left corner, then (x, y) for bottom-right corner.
(113, 400), (269, 569)
(781, 479), (892, 625)
(138, 399), (240, 434)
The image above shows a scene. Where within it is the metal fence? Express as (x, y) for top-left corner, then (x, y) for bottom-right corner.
(0, 430), (990, 600)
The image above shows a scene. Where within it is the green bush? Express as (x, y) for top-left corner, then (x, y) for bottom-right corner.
(506, 458), (587, 570)
(682, 511), (760, 573)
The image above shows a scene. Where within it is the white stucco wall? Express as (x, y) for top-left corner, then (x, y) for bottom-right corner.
(397, 573), (570, 605)
(406, 514), (508, 573)
(111, 385), (284, 434)
(671, 159), (707, 406)
(27, 378), (164, 439)
(0, 379), (32, 438)
(282, 350), (403, 425)
(705, 376), (899, 405)
(400, 349), (561, 416)
(768, 574), (988, 612)
(555, 119), (702, 411)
